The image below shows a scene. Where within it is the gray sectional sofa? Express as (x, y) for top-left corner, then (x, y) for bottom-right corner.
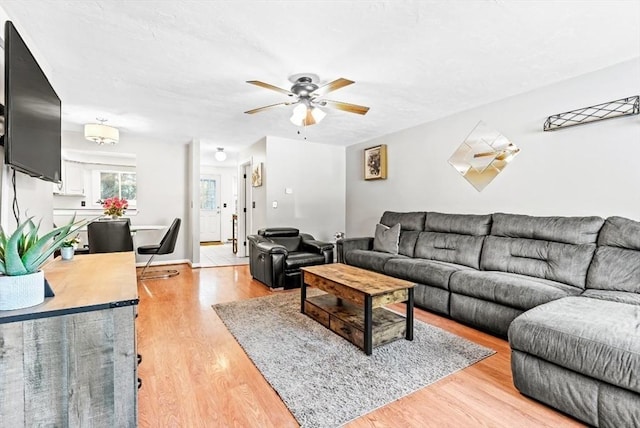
(337, 211), (640, 427)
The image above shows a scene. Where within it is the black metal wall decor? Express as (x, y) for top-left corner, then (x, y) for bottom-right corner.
(543, 96), (639, 131)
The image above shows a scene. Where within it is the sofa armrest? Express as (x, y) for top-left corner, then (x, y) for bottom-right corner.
(337, 237), (374, 263)
(256, 241), (288, 255)
(302, 239), (334, 253)
(301, 239), (335, 264)
(247, 234), (269, 245)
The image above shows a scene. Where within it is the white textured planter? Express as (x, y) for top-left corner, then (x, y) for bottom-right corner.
(0, 270), (45, 311)
(60, 247), (74, 260)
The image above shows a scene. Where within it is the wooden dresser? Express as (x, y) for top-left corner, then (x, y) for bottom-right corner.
(0, 252), (139, 427)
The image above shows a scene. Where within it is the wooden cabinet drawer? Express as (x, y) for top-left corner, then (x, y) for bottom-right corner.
(304, 301), (329, 327)
(330, 316), (365, 349)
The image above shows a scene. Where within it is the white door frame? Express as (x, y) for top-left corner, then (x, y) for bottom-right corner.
(189, 139), (201, 267)
(238, 160), (252, 257)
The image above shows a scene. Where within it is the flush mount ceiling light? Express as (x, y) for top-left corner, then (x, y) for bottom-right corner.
(214, 147), (227, 161)
(84, 118), (119, 145)
(244, 74), (369, 127)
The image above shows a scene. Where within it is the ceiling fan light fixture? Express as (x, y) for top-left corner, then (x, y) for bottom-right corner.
(84, 118), (119, 145)
(290, 103), (308, 126)
(311, 106), (326, 124)
(214, 147), (227, 161)
(290, 103), (326, 127)
(247, 75), (369, 126)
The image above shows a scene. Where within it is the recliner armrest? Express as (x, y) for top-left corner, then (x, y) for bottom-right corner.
(302, 239), (334, 253)
(256, 241), (288, 255)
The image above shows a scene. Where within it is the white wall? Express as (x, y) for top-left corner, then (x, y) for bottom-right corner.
(61, 131), (190, 263)
(345, 58), (640, 237)
(266, 137), (345, 241)
(0, 162), (54, 232)
(200, 164), (237, 241)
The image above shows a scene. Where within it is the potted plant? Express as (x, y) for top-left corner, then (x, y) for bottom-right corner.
(102, 197), (128, 219)
(60, 234), (81, 261)
(0, 216), (87, 310)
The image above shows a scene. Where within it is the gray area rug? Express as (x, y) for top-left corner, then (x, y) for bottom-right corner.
(213, 290), (495, 428)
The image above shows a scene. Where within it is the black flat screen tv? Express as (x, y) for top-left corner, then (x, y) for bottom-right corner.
(3, 21), (61, 183)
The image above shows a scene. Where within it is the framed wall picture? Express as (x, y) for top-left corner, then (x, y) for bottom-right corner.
(252, 162), (263, 187)
(364, 144), (387, 180)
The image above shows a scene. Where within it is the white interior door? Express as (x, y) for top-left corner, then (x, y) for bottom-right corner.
(200, 174), (221, 242)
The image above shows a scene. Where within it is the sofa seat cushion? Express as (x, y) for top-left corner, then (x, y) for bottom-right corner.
(509, 296), (640, 394)
(581, 289), (640, 306)
(284, 252), (327, 270)
(384, 258), (470, 290)
(344, 249), (403, 273)
(450, 270), (581, 311)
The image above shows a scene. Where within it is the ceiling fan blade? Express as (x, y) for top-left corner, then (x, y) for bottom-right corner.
(246, 80), (294, 96)
(311, 78), (354, 97)
(244, 102), (291, 114)
(321, 99), (370, 115)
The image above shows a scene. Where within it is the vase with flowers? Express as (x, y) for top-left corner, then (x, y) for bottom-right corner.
(102, 197), (128, 219)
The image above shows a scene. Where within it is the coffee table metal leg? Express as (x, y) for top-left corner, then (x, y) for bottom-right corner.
(301, 276), (306, 314)
(406, 287), (414, 341)
(364, 295), (373, 355)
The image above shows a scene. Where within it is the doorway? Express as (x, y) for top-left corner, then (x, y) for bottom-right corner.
(199, 174), (221, 243)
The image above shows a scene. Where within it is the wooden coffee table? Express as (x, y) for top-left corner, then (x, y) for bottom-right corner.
(301, 263), (414, 355)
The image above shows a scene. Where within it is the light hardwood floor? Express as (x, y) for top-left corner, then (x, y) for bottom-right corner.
(137, 264), (585, 428)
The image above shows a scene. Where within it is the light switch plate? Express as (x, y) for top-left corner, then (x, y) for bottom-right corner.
(272, 201), (278, 208)
(285, 188), (293, 194)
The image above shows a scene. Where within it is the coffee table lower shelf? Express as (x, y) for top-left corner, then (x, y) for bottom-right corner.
(304, 294), (406, 351)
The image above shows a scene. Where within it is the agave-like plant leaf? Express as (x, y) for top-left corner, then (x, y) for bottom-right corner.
(0, 215), (93, 276)
(21, 215), (82, 272)
(18, 232), (27, 257)
(25, 219), (40, 253)
(25, 221), (88, 271)
(3, 217), (34, 276)
(0, 227), (6, 260)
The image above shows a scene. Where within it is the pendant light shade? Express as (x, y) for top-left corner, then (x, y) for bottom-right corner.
(84, 119), (119, 145)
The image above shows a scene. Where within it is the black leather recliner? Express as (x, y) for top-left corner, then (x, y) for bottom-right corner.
(247, 227), (334, 289)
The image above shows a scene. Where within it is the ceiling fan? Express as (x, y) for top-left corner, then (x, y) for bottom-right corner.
(244, 73), (370, 127)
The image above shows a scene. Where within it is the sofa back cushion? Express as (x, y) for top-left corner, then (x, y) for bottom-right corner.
(380, 211), (426, 231)
(413, 213), (492, 269)
(426, 212), (492, 236)
(380, 211), (426, 257)
(587, 216), (640, 293)
(490, 213), (603, 245)
(415, 232), (485, 269)
(481, 213), (604, 288)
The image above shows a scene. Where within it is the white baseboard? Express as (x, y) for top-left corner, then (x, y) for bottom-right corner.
(135, 259), (191, 268)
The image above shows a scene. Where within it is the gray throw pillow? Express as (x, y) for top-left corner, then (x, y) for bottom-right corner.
(373, 223), (400, 254)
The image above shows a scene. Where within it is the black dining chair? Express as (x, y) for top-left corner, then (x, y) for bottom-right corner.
(137, 218), (181, 280)
(87, 220), (134, 253)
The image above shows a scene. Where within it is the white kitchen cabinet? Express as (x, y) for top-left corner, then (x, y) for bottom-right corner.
(53, 161), (86, 195)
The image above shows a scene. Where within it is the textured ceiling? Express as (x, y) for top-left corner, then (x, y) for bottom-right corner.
(0, 0), (639, 153)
